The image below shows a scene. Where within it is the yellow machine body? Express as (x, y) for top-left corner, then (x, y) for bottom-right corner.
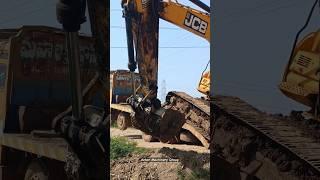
(197, 71), (210, 95)
(279, 30), (320, 109)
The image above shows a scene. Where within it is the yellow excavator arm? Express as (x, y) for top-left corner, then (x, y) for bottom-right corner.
(128, 0), (210, 41)
(160, 1), (211, 96)
(122, 0), (210, 99)
(159, 0), (210, 42)
(159, 0), (211, 96)
(121, 0), (210, 142)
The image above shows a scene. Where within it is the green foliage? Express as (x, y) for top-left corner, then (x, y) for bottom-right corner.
(110, 137), (148, 160)
(111, 120), (117, 128)
(177, 168), (186, 180)
(177, 168), (210, 180)
(188, 168), (210, 180)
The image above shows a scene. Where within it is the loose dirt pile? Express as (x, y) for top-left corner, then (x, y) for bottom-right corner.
(110, 148), (210, 180)
(110, 127), (210, 180)
(110, 128), (210, 153)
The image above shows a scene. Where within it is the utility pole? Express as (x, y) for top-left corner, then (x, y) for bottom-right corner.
(161, 80), (166, 102)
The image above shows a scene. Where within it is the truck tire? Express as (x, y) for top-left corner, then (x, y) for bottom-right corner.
(24, 160), (49, 180)
(117, 112), (131, 130)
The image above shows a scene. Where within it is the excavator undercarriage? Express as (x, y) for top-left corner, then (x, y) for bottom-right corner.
(213, 96), (320, 179)
(164, 91), (210, 148)
(213, 1), (319, 179)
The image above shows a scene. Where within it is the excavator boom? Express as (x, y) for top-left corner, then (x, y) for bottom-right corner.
(123, 0), (210, 98)
(160, 0), (210, 41)
(121, 0), (211, 146)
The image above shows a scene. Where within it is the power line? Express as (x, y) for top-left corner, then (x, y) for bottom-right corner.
(221, 1), (306, 25)
(0, 0), (31, 15)
(214, 78), (279, 89)
(214, 82), (281, 95)
(0, 1), (55, 26)
(219, 0), (294, 20)
(111, 46), (209, 49)
(160, 32), (193, 45)
(111, 25), (180, 30)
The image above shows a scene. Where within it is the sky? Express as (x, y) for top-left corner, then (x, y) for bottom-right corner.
(0, 0), (210, 102)
(110, 0), (210, 101)
(1, 0), (313, 115)
(212, 0), (318, 114)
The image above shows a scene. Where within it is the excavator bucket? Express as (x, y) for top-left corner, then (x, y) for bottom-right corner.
(158, 109), (186, 143)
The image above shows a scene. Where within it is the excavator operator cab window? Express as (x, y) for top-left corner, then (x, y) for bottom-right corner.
(0, 64), (6, 88)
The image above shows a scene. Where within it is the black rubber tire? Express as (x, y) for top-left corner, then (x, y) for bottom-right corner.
(24, 160), (49, 180)
(117, 112), (131, 130)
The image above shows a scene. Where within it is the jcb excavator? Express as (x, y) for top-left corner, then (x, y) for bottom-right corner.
(119, 0), (211, 147)
(0, 0), (108, 179)
(213, 0), (320, 179)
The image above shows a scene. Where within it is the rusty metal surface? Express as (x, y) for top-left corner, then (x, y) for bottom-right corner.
(87, 0), (109, 112)
(111, 70), (140, 97)
(87, 0), (108, 68)
(6, 26), (98, 106)
(130, 0), (160, 98)
(10, 26), (96, 80)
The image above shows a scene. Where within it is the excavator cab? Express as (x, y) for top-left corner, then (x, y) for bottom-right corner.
(279, 30), (319, 119)
(197, 60), (210, 97)
(279, 0), (319, 120)
(197, 71), (210, 96)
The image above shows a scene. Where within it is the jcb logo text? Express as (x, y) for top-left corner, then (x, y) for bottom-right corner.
(184, 12), (208, 34)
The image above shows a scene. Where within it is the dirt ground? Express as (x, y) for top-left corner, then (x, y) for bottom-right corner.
(111, 128), (210, 154)
(110, 128), (210, 180)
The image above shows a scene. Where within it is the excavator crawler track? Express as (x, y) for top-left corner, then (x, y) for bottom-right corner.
(213, 95), (320, 179)
(165, 91), (210, 148)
